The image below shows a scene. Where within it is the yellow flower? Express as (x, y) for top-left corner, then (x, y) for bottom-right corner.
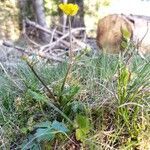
(59, 3), (79, 16)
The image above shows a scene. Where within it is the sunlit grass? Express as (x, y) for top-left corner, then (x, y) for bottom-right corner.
(0, 52), (150, 149)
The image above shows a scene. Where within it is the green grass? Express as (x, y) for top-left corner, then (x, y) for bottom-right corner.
(0, 53), (150, 149)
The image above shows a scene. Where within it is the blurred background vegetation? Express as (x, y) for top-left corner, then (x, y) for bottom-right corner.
(0, 0), (111, 41)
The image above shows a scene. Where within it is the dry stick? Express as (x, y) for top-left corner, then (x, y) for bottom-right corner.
(3, 41), (65, 62)
(25, 18), (53, 35)
(26, 61), (59, 105)
(136, 22), (149, 60)
(25, 18), (85, 50)
(139, 22), (149, 45)
(41, 27), (85, 50)
(22, 19), (41, 47)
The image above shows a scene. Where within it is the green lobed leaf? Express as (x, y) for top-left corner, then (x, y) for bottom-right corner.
(35, 128), (55, 142)
(21, 134), (41, 150)
(75, 115), (90, 132)
(34, 121), (69, 142)
(76, 128), (87, 142)
(51, 120), (69, 133)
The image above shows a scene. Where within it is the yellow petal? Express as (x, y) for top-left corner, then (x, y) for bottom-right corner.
(59, 3), (79, 16)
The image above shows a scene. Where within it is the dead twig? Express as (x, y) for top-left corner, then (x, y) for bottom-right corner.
(137, 22), (149, 48)
(25, 18), (86, 52)
(22, 19), (41, 47)
(25, 18), (52, 35)
(41, 27), (86, 50)
(2, 40), (65, 62)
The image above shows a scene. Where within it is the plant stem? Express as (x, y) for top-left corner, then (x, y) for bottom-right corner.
(26, 61), (59, 104)
(59, 16), (74, 101)
(68, 16), (73, 60)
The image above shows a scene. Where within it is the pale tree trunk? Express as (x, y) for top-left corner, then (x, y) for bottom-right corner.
(18, 0), (34, 24)
(18, 0), (27, 33)
(32, 0), (50, 43)
(18, 0), (26, 19)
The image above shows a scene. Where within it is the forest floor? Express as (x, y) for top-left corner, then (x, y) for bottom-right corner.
(0, 37), (150, 149)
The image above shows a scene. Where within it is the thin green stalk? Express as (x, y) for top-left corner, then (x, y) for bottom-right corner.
(46, 99), (73, 126)
(26, 61), (59, 105)
(68, 16), (73, 60)
(59, 16), (74, 101)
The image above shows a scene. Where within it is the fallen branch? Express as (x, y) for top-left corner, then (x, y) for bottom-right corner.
(72, 37), (91, 50)
(25, 18), (53, 35)
(41, 27), (86, 50)
(25, 18), (86, 50)
(3, 40), (65, 62)
(22, 19), (41, 47)
(25, 18), (72, 50)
